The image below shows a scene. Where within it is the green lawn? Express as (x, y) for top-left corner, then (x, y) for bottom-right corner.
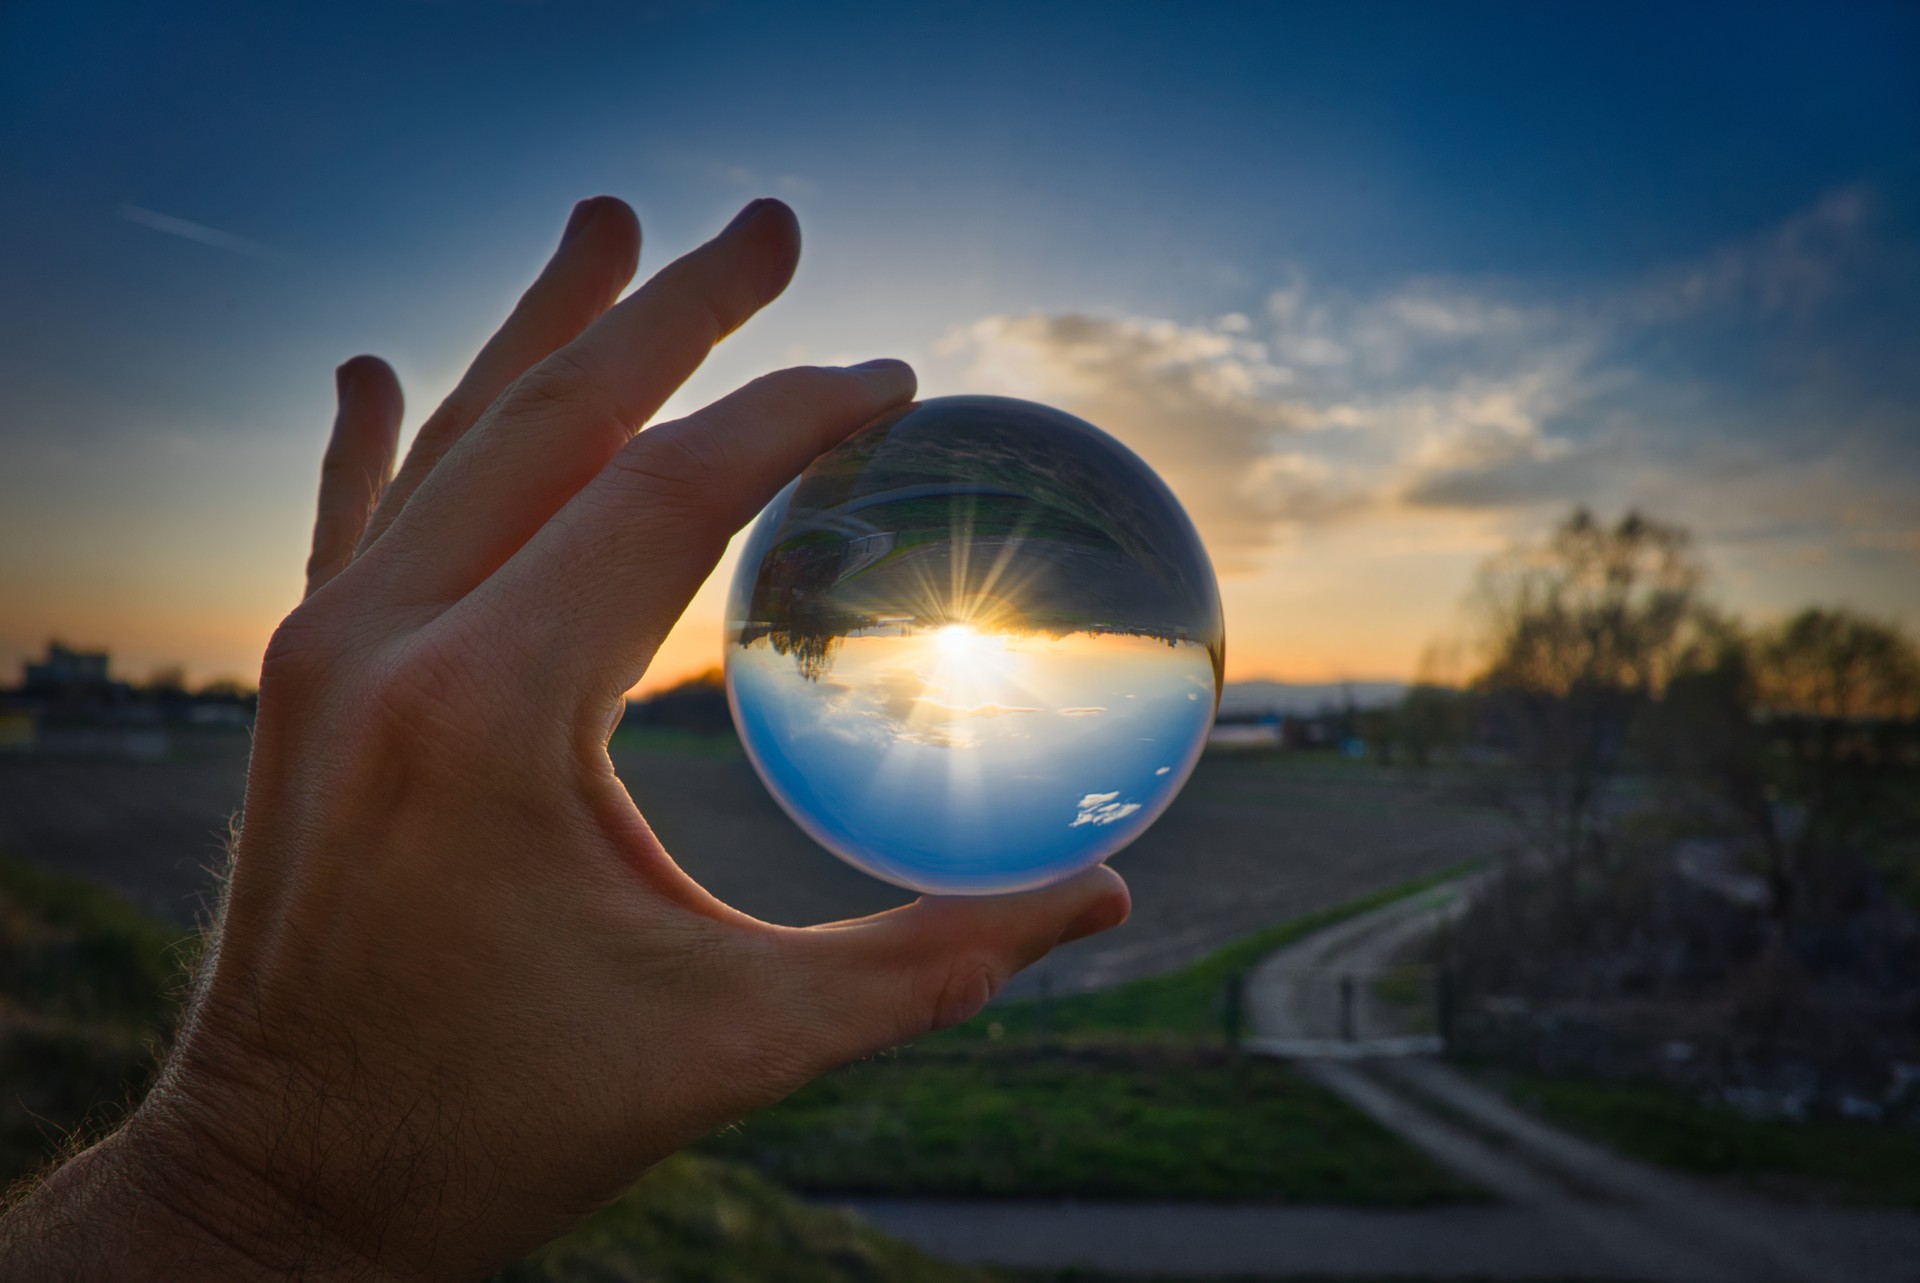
(495, 1153), (1000, 1283)
(699, 867), (1488, 1205)
(933, 863), (1476, 1048)
(0, 855), (1006, 1282)
(702, 1046), (1481, 1204)
(1506, 1076), (1920, 1208)
(0, 856), (194, 1184)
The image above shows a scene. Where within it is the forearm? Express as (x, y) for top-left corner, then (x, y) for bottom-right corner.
(0, 1106), (400, 1283)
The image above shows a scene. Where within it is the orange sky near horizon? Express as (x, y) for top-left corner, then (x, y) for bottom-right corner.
(6, 196), (1917, 697)
(6, 5), (1919, 711)
(5, 334), (1914, 700)
(0, 523), (1463, 697)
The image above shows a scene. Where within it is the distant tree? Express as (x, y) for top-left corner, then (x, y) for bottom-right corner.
(1762, 611), (1920, 905)
(1760, 607), (1920, 723)
(1356, 704), (1398, 765)
(1464, 509), (1706, 862)
(1395, 684), (1475, 768)
(1650, 614), (1782, 895)
(1653, 607), (1920, 921)
(628, 668), (734, 735)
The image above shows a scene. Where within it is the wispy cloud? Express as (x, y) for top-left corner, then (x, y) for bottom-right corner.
(1626, 187), (1875, 323)
(681, 155), (818, 199)
(936, 311), (1309, 570)
(119, 205), (280, 261)
(939, 185), (1912, 574)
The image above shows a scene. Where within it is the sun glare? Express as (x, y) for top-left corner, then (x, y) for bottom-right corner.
(924, 620), (1021, 701)
(935, 622), (986, 658)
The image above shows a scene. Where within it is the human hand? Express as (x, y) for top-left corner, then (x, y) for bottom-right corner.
(6, 197), (1128, 1281)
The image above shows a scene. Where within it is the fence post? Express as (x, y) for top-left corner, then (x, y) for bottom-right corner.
(1223, 971), (1244, 1052)
(1339, 972), (1356, 1042)
(1036, 972), (1053, 1049)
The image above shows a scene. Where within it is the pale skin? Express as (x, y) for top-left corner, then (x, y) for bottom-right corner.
(0, 196), (1130, 1280)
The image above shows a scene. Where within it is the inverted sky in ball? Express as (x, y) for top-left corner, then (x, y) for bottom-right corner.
(725, 395), (1225, 895)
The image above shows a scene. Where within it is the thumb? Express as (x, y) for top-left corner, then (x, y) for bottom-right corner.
(773, 865), (1130, 1068)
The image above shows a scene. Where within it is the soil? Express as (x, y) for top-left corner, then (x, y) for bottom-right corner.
(0, 737), (1509, 994)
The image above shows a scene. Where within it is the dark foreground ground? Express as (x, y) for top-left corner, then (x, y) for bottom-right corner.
(0, 729), (1508, 994)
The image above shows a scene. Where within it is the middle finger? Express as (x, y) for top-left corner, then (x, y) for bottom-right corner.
(354, 195), (643, 557)
(358, 198), (800, 609)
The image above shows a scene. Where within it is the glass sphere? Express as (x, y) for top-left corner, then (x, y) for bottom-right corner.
(725, 395), (1224, 895)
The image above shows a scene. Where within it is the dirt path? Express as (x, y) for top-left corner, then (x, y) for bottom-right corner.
(854, 878), (1920, 1280)
(840, 1199), (1920, 1280)
(1242, 878), (1891, 1283)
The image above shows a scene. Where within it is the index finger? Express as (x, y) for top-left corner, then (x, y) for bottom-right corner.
(361, 199), (802, 609)
(463, 360), (917, 708)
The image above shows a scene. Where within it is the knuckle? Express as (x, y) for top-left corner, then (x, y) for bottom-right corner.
(364, 638), (477, 742)
(507, 351), (630, 448)
(259, 600), (370, 707)
(922, 954), (1006, 1036)
(412, 399), (477, 454)
(608, 426), (726, 510)
(656, 255), (736, 342)
(260, 606), (333, 693)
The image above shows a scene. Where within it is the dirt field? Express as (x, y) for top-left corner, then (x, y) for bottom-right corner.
(0, 733), (1508, 994)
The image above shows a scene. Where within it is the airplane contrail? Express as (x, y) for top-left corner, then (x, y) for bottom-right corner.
(119, 204), (280, 261)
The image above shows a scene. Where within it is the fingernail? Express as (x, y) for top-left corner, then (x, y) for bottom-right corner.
(560, 198), (601, 247)
(721, 197), (775, 237)
(334, 362), (355, 397)
(850, 358), (910, 373)
(1060, 894), (1129, 945)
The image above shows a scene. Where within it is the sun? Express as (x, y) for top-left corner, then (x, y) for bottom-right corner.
(924, 622), (1020, 698)
(934, 622), (987, 660)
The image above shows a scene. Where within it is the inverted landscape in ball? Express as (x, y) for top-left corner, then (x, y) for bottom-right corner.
(726, 395), (1225, 895)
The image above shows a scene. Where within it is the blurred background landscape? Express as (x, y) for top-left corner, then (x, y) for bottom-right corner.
(3, 1), (1918, 1280)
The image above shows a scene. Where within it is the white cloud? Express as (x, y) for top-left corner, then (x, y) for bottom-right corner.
(937, 187), (1897, 570)
(1627, 187), (1875, 323)
(1071, 792), (1142, 828)
(939, 311), (1311, 569)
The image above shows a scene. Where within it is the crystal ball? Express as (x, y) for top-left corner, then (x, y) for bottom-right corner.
(725, 395), (1224, 895)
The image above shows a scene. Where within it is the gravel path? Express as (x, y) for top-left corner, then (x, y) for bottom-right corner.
(850, 877), (1920, 1281)
(1239, 878), (1906, 1283)
(840, 1200), (1920, 1281)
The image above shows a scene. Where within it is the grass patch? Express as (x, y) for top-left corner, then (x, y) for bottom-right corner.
(0, 856), (192, 1025)
(0, 855), (196, 1185)
(0, 855), (998, 1281)
(689, 866), (1490, 1205)
(495, 1152), (999, 1283)
(1507, 1075), (1920, 1207)
(936, 861), (1477, 1047)
(703, 1046), (1482, 1205)
(696, 866), (1503, 1205)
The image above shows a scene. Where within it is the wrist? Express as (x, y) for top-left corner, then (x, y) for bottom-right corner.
(136, 1093), (418, 1282)
(0, 1098), (413, 1283)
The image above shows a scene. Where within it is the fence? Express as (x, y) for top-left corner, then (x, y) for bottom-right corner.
(1235, 964), (1452, 1059)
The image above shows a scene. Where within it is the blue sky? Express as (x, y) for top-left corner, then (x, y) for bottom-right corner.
(2, 0), (1916, 685)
